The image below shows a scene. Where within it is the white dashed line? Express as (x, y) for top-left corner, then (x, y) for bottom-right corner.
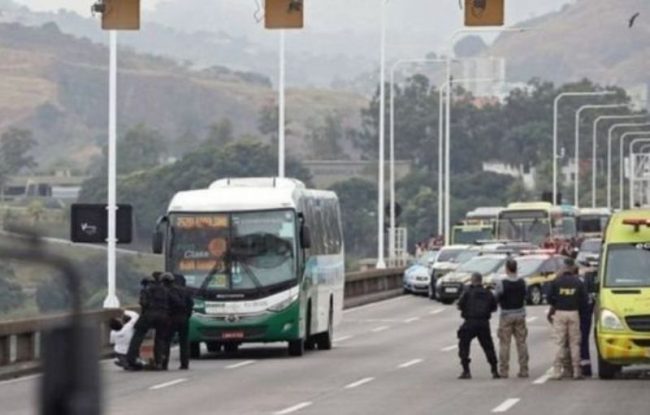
(149, 378), (188, 390)
(429, 308), (445, 315)
(225, 360), (256, 369)
(441, 345), (458, 352)
(526, 316), (538, 323)
(533, 368), (554, 385)
(343, 296), (407, 314)
(398, 359), (424, 369)
(492, 398), (521, 413)
(345, 377), (375, 389)
(334, 335), (354, 342)
(371, 325), (390, 333)
(273, 402), (313, 415)
(404, 317), (420, 323)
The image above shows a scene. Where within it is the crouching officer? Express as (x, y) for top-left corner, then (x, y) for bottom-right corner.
(125, 272), (171, 370)
(457, 272), (500, 379)
(163, 273), (194, 370)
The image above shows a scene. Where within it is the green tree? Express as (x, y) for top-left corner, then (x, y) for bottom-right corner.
(205, 118), (235, 147)
(0, 264), (25, 313)
(116, 124), (166, 174)
(0, 128), (38, 198)
(307, 112), (347, 160)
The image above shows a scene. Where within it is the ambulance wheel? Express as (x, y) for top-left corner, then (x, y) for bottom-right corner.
(190, 342), (201, 359)
(597, 355), (621, 380)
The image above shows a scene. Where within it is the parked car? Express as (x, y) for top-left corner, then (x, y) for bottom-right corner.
(576, 238), (602, 267)
(435, 254), (508, 304)
(428, 245), (473, 300)
(403, 250), (438, 295)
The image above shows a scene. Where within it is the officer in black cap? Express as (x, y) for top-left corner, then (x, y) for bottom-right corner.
(162, 273), (194, 370)
(125, 271), (171, 370)
(456, 272), (500, 379)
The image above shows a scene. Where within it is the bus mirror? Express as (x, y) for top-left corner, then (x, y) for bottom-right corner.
(152, 215), (168, 254)
(301, 225), (312, 249)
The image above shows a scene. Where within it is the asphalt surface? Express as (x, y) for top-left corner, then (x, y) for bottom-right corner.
(2, 295), (649, 415)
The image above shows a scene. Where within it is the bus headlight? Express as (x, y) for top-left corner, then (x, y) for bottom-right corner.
(600, 309), (625, 331)
(267, 292), (299, 312)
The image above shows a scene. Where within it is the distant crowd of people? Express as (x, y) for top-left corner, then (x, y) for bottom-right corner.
(109, 272), (194, 371)
(456, 257), (594, 380)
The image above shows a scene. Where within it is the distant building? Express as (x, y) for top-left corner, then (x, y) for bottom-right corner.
(482, 160), (536, 190)
(2, 172), (87, 203)
(303, 160), (412, 189)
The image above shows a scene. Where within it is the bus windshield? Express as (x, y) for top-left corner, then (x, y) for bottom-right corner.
(496, 210), (550, 246)
(604, 243), (650, 288)
(578, 215), (608, 234)
(169, 210), (297, 291)
(453, 228), (493, 244)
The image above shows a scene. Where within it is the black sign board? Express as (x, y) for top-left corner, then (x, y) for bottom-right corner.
(70, 204), (133, 244)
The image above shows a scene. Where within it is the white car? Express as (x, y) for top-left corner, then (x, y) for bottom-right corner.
(403, 250), (438, 295)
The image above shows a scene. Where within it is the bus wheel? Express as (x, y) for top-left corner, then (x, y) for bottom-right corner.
(189, 342), (201, 359)
(597, 355), (621, 380)
(288, 339), (304, 356)
(316, 304), (334, 350)
(528, 285), (543, 306)
(206, 342), (222, 353)
(224, 343), (239, 354)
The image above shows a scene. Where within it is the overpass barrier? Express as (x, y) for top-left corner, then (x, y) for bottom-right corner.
(0, 267), (405, 380)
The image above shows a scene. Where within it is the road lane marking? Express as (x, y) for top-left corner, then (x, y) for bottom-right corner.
(492, 398), (520, 413)
(429, 308), (445, 315)
(149, 378), (188, 390)
(345, 377), (375, 389)
(273, 402), (313, 415)
(441, 345), (458, 352)
(343, 295), (408, 314)
(398, 359), (423, 369)
(533, 368), (554, 385)
(226, 360), (256, 369)
(526, 316), (538, 323)
(334, 335), (354, 342)
(404, 317), (420, 323)
(371, 325), (390, 333)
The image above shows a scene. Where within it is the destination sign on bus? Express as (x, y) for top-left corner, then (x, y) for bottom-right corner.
(500, 210), (548, 220)
(174, 215), (229, 229)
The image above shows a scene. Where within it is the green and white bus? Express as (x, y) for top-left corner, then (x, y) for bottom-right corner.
(152, 178), (345, 357)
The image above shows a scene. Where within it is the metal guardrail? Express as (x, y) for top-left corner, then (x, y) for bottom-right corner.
(0, 267), (405, 379)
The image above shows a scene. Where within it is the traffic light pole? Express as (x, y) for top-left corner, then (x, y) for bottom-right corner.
(103, 30), (119, 309)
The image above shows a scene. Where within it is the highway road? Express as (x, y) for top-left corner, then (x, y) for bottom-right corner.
(2, 295), (649, 415)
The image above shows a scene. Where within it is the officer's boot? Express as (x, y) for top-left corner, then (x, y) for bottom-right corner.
(580, 363), (592, 378)
(491, 364), (501, 379)
(458, 360), (471, 379)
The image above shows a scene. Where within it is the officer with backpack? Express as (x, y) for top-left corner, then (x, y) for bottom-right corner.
(125, 272), (171, 370)
(456, 272), (500, 379)
(162, 273), (194, 370)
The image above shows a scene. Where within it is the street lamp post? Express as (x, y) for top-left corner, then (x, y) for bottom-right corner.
(377, 0), (387, 269)
(278, 29), (286, 178)
(607, 123), (650, 209)
(630, 138), (650, 207)
(591, 114), (648, 207)
(443, 27), (525, 245)
(573, 104), (627, 206)
(620, 132), (650, 209)
(552, 91), (615, 206)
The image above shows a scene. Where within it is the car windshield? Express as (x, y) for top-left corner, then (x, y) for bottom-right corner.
(458, 256), (505, 274)
(417, 251), (438, 266)
(169, 210), (297, 291)
(453, 228), (493, 244)
(604, 243), (650, 288)
(436, 248), (466, 263)
(497, 210), (550, 246)
(580, 239), (601, 253)
(513, 257), (545, 277)
(455, 249), (480, 264)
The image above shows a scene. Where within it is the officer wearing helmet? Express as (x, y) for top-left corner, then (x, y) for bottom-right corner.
(162, 273), (194, 370)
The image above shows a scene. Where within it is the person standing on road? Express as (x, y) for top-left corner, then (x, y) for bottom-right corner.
(547, 258), (588, 380)
(456, 272), (500, 379)
(125, 272), (171, 370)
(495, 258), (529, 378)
(163, 273), (194, 370)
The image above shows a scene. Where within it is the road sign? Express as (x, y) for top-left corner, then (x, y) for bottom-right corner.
(464, 0), (504, 27)
(70, 204), (133, 244)
(265, 0), (304, 29)
(92, 0), (140, 30)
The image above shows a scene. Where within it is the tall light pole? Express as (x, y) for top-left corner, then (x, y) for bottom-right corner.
(444, 27), (525, 245)
(620, 132), (650, 209)
(103, 30), (119, 309)
(389, 57), (445, 260)
(552, 91), (615, 206)
(278, 29), (286, 178)
(591, 114), (647, 207)
(573, 104), (627, 206)
(376, 0), (387, 269)
(607, 122), (650, 209)
(630, 138), (650, 207)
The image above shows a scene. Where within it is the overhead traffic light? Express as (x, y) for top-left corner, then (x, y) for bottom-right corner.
(464, 0), (504, 27)
(265, 0), (304, 29)
(91, 0), (140, 30)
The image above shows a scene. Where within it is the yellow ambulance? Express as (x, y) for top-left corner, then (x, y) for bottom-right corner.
(596, 209), (650, 379)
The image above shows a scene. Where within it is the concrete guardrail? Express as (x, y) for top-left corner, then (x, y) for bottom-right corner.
(0, 267), (405, 380)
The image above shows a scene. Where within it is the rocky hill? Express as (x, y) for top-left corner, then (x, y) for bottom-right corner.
(0, 21), (365, 170)
(488, 0), (650, 89)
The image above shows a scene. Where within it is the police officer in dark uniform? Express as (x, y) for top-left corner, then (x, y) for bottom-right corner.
(162, 273), (194, 370)
(579, 266), (597, 377)
(457, 272), (500, 379)
(125, 272), (171, 370)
